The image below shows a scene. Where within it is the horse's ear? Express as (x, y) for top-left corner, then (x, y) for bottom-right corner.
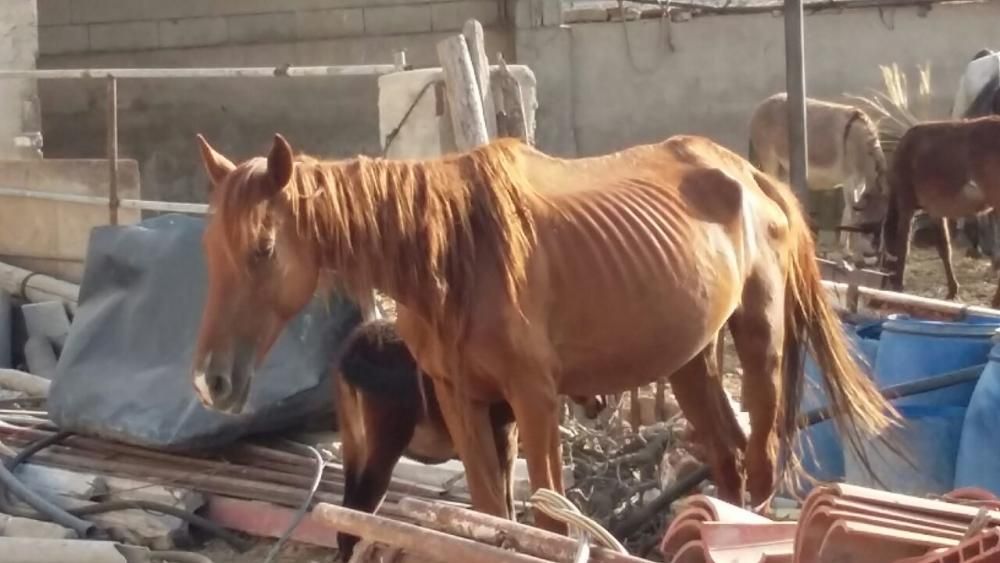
(265, 133), (294, 196)
(196, 134), (236, 189)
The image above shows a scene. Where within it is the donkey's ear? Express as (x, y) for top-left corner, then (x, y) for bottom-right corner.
(196, 134), (236, 189)
(265, 133), (294, 196)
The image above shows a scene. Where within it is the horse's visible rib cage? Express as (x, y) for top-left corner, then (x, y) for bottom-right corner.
(191, 133), (901, 535)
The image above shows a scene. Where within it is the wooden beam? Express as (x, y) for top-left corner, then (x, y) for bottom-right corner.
(462, 19), (497, 139)
(313, 502), (550, 563)
(397, 497), (650, 563)
(436, 34), (489, 150)
(493, 55), (533, 144)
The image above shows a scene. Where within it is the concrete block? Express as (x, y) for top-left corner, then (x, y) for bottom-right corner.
(102, 475), (205, 512)
(87, 21), (159, 52)
(38, 0), (72, 26)
(295, 8), (364, 40)
(70, 0), (147, 24)
(14, 464), (107, 501)
(38, 24), (88, 55)
(226, 12), (297, 44)
(512, 0), (562, 28)
(21, 301), (70, 349)
(158, 17), (228, 49)
(23, 337), (57, 380)
(431, 1), (500, 31)
(0, 514), (74, 539)
(364, 5), (432, 35)
(146, 0), (355, 19)
(50, 496), (189, 550)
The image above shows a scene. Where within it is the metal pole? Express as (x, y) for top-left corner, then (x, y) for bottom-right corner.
(784, 0), (809, 204)
(106, 77), (119, 226)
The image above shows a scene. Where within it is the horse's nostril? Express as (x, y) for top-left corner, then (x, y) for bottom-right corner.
(207, 374), (231, 397)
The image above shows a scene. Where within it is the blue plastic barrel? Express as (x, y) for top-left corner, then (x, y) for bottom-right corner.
(844, 405), (967, 496)
(792, 321), (880, 493)
(874, 314), (1000, 407)
(954, 333), (1000, 495)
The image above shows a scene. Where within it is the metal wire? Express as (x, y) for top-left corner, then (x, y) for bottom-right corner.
(261, 440), (327, 563)
(529, 488), (628, 554)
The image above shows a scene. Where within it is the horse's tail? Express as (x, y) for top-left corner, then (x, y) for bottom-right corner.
(751, 168), (901, 495)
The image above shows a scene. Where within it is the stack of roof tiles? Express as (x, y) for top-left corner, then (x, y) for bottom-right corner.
(659, 484), (1000, 563)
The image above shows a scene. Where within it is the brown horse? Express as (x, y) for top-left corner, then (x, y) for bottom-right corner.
(190, 133), (898, 534)
(334, 318), (606, 559)
(855, 115), (1000, 306)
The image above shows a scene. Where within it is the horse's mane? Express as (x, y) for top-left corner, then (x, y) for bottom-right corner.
(220, 138), (539, 334)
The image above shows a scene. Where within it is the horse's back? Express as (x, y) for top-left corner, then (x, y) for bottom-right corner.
(518, 136), (790, 395)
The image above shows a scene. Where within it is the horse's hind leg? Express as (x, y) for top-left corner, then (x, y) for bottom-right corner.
(489, 402), (518, 518)
(670, 337), (747, 505)
(727, 265), (784, 510)
(933, 217), (960, 299)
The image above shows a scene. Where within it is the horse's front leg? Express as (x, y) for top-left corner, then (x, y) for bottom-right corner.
(506, 375), (567, 535)
(431, 378), (510, 520)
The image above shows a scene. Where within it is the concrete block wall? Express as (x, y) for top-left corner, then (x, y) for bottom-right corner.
(38, 0), (505, 55)
(35, 0), (513, 203)
(515, 1), (1000, 158)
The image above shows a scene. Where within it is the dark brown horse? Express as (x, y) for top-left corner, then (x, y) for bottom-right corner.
(855, 115), (1000, 306)
(334, 318), (604, 559)
(189, 133), (898, 534)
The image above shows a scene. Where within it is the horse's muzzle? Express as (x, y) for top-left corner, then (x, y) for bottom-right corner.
(191, 344), (254, 415)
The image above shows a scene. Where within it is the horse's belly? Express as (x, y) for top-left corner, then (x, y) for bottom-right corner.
(550, 282), (736, 397)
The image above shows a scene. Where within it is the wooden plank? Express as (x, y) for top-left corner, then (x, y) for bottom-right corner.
(493, 56), (533, 144)
(462, 19), (497, 139)
(314, 502), (550, 563)
(436, 34), (489, 150)
(398, 497), (649, 563)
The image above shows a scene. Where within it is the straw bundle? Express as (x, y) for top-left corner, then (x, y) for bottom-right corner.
(845, 62), (936, 162)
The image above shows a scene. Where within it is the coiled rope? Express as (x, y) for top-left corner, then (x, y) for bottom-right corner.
(529, 488), (627, 563)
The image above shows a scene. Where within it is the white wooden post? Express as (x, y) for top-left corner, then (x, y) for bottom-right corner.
(462, 20), (497, 139)
(436, 35), (489, 150)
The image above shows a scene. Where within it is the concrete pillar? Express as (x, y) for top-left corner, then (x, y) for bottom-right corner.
(0, 0), (42, 159)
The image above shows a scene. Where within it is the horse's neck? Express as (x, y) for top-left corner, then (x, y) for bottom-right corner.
(323, 157), (451, 316)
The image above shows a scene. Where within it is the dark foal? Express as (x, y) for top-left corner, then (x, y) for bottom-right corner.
(334, 319), (605, 559)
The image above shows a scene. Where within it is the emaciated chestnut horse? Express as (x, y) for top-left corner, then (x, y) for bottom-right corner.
(190, 132), (898, 534)
(335, 318), (604, 559)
